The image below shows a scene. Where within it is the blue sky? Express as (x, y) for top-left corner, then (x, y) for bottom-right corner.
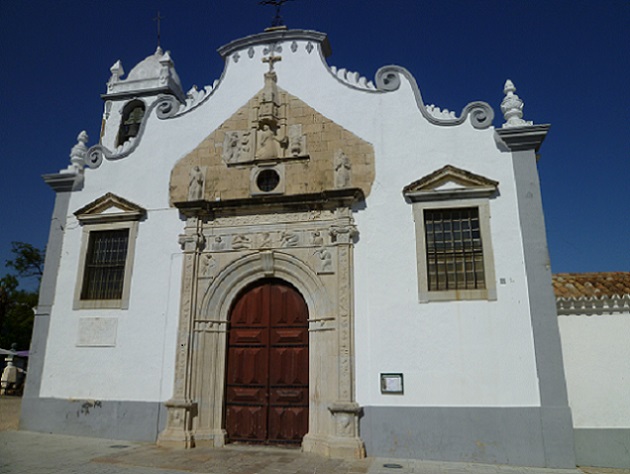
(1, 0), (628, 291)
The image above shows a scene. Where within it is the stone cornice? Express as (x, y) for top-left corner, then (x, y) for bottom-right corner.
(495, 124), (550, 152)
(217, 29), (331, 59)
(42, 172), (83, 192)
(174, 188), (364, 218)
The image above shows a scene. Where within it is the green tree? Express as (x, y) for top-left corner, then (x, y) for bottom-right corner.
(0, 242), (44, 350)
(5, 242), (44, 279)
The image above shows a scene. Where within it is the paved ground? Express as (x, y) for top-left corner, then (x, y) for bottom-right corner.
(1, 396), (628, 474)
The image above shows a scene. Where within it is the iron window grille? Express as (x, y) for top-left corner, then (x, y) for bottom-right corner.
(81, 229), (130, 300)
(424, 207), (485, 291)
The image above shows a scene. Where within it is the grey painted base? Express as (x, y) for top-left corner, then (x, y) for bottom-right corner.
(360, 406), (576, 468)
(20, 397), (167, 442)
(574, 428), (630, 468)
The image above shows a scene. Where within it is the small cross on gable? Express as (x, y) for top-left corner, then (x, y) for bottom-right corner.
(262, 52), (282, 72)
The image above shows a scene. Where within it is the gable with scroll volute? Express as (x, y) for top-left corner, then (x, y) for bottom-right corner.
(169, 88), (375, 205)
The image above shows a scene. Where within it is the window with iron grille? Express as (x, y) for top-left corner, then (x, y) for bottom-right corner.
(81, 229), (129, 300)
(424, 207), (485, 291)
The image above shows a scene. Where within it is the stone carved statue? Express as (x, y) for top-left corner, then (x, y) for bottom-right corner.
(334, 150), (351, 189)
(188, 166), (205, 200)
(288, 124), (305, 157)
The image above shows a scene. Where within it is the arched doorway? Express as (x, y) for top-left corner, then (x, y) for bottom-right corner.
(224, 279), (309, 445)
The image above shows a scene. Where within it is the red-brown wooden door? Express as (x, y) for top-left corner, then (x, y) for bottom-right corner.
(225, 279), (309, 445)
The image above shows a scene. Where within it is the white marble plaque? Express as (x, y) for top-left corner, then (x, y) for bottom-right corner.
(76, 317), (118, 347)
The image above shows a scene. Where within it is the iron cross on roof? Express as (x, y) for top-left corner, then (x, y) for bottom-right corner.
(259, 0), (294, 28)
(153, 11), (164, 49)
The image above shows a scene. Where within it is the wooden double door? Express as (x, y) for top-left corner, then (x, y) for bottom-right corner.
(225, 279), (309, 445)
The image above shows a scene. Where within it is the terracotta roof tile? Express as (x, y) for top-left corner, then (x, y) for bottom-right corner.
(552, 272), (630, 299)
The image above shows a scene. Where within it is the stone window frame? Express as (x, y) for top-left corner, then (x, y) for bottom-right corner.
(73, 194), (145, 310)
(403, 165), (498, 303)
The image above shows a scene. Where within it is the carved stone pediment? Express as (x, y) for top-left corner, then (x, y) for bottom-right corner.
(403, 165), (498, 202)
(169, 89), (375, 206)
(74, 192), (146, 224)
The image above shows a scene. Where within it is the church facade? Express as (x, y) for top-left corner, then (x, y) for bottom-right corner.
(22, 28), (577, 468)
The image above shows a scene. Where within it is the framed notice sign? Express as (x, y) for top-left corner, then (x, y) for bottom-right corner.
(380, 373), (404, 394)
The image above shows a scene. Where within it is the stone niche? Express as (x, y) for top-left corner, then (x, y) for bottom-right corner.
(169, 86), (375, 204)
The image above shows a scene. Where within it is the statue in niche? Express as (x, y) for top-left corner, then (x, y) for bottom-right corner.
(211, 236), (226, 251)
(334, 150), (351, 189)
(314, 248), (333, 274)
(281, 230), (300, 247)
(255, 124), (286, 160)
(232, 234), (252, 250)
(188, 166), (205, 200)
(200, 253), (216, 277)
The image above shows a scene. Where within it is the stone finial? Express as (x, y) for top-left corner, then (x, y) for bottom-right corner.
(61, 131), (88, 174)
(501, 79), (533, 128)
(159, 51), (173, 84)
(108, 60), (124, 84)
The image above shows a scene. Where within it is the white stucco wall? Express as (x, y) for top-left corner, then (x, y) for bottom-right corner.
(559, 313), (630, 428)
(40, 35), (542, 408)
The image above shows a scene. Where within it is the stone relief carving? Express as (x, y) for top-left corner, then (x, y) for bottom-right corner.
(219, 51), (307, 167)
(259, 232), (273, 248)
(330, 224), (359, 245)
(211, 236), (226, 251)
(231, 234), (252, 250)
(311, 231), (324, 247)
(313, 247), (333, 274)
(222, 131), (251, 164)
(213, 210), (334, 227)
(281, 230), (300, 247)
(334, 150), (351, 189)
(255, 124), (286, 159)
(200, 253), (217, 278)
(188, 166), (205, 201)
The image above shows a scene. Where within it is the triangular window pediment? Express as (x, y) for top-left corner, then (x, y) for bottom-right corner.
(74, 193), (146, 224)
(403, 165), (498, 202)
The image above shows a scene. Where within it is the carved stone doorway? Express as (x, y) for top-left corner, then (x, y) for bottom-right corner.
(225, 279), (309, 445)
